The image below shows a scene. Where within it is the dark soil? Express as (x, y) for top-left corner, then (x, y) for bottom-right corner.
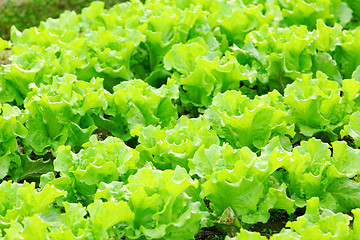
(93, 128), (113, 141)
(249, 217), (287, 237)
(195, 226), (226, 240)
(204, 198), (213, 212)
(249, 208), (305, 238)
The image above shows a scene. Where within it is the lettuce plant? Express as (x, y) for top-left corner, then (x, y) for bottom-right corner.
(205, 89), (294, 151)
(132, 116), (219, 170)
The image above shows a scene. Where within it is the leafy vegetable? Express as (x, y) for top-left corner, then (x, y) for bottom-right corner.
(0, 104), (27, 179)
(205, 89), (294, 151)
(284, 72), (346, 140)
(132, 116), (219, 170)
(2, 0), (360, 238)
(44, 135), (139, 203)
(202, 139), (295, 224)
(102, 78), (179, 141)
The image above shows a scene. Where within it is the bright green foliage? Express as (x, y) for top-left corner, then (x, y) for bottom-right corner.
(189, 143), (256, 179)
(132, 116), (219, 170)
(202, 139), (295, 224)
(281, 138), (331, 207)
(285, 197), (353, 239)
(2, 0), (360, 239)
(341, 111), (360, 147)
(242, 24), (315, 86)
(164, 39), (248, 108)
(0, 181), (64, 231)
(0, 0), (126, 40)
(313, 19), (344, 52)
(284, 72), (346, 139)
(226, 228), (267, 240)
(142, 4), (205, 71)
(239, 20), (344, 89)
(87, 200), (134, 239)
(277, 0), (352, 29)
(330, 141), (360, 178)
(102, 78), (178, 141)
(19, 75), (178, 154)
(0, 104), (26, 179)
(46, 135), (139, 203)
(21, 75), (104, 154)
(2, 197), (134, 239)
(2, 0), (356, 109)
(208, 1), (275, 46)
(0, 39), (10, 52)
(231, 198), (360, 239)
(205, 90), (294, 151)
(99, 166), (208, 239)
(341, 78), (360, 113)
(3, 2), (145, 102)
(274, 138), (360, 212)
(231, 229), (302, 240)
(335, 29), (360, 79)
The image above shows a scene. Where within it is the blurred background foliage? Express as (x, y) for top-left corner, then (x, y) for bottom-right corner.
(1, 0), (359, 40)
(0, 0), (128, 40)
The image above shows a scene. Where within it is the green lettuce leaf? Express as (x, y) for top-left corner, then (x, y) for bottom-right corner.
(131, 116), (219, 170)
(0, 104), (27, 179)
(202, 143), (294, 224)
(0, 181), (64, 230)
(164, 38), (248, 107)
(284, 72), (346, 139)
(3, 197), (134, 239)
(189, 143), (256, 179)
(341, 78), (360, 113)
(52, 135), (139, 203)
(22, 75), (104, 154)
(225, 228), (267, 240)
(4, 215), (50, 240)
(123, 166), (208, 239)
(282, 138), (331, 207)
(278, 0), (352, 29)
(285, 197), (353, 238)
(242, 24), (315, 88)
(352, 208), (360, 238)
(87, 200), (134, 239)
(328, 141), (360, 178)
(335, 29), (360, 79)
(0, 38), (11, 52)
(102, 78), (179, 141)
(205, 90), (294, 151)
(326, 179), (360, 212)
(340, 111), (360, 147)
(209, 2), (274, 46)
